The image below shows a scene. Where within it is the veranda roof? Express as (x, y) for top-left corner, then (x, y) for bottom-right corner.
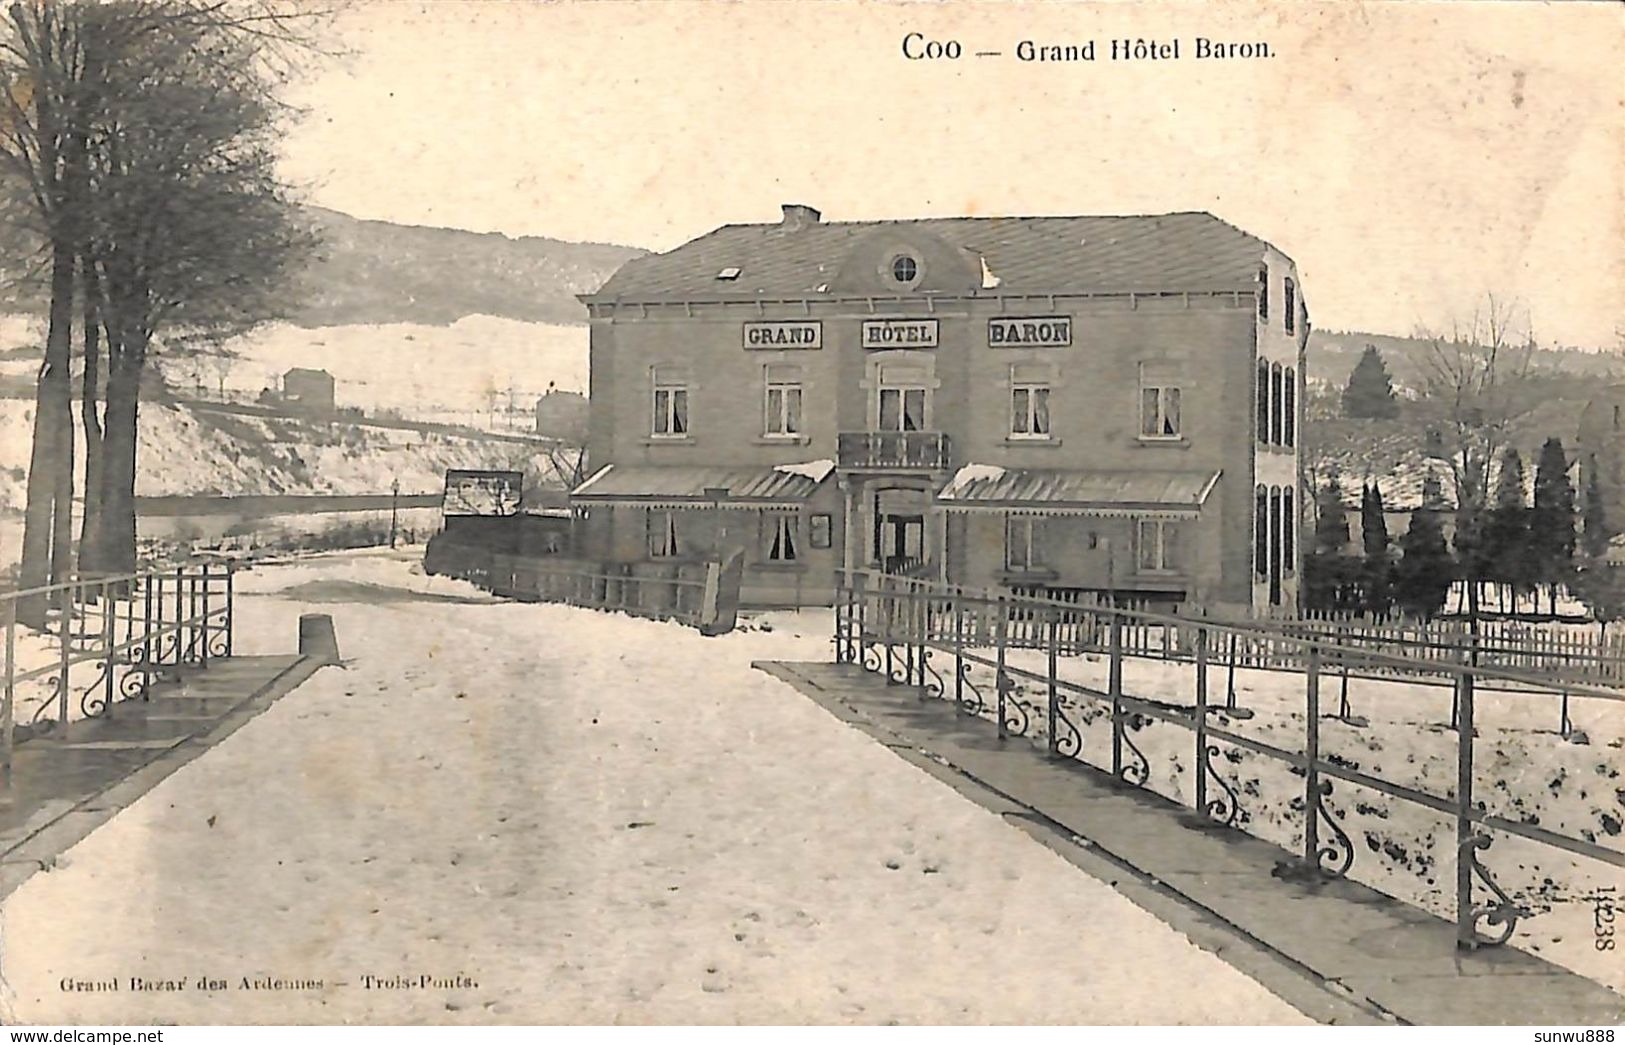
(570, 464), (831, 509)
(937, 466), (1221, 518)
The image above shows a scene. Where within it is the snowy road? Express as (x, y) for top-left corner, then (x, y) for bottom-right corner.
(0, 553), (1306, 1024)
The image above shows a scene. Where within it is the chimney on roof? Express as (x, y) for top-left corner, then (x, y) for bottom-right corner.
(781, 204), (821, 232)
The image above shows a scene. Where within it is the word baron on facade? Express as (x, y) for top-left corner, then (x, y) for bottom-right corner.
(989, 316), (1072, 347)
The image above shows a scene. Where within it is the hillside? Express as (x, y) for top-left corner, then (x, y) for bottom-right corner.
(0, 399), (570, 511)
(286, 207), (645, 327)
(0, 206), (647, 329)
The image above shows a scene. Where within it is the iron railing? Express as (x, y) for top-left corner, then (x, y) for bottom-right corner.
(1, 563), (235, 793)
(836, 431), (952, 470)
(832, 569), (1625, 953)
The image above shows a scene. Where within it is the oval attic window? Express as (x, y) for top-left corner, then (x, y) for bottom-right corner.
(891, 255), (919, 285)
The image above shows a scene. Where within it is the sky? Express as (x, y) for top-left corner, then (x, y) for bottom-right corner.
(277, 0), (1625, 349)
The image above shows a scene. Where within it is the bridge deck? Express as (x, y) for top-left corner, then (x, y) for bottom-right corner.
(754, 659), (1624, 1027)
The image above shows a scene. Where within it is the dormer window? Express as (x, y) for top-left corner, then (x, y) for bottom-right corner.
(890, 254), (920, 286)
(716, 267), (741, 281)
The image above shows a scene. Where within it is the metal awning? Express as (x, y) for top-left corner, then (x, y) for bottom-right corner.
(936, 466), (1221, 519)
(570, 463), (833, 510)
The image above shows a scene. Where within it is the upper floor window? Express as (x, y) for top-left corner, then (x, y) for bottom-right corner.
(766, 513), (799, 562)
(1009, 362), (1053, 439)
(1255, 486), (1269, 578)
(1136, 519), (1179, 573)
(1283, 367), (1297, 447)
(763, 364), (802, 437)
(1281, 487), (1295, 575)
(1006, 515), (1044, 571)
(1139, 362), (1182, 439)
(1270, 363), (1284, 445)
(1256, 360), (1269, 443)
(1283, 278), (1296, 334)
(648, 510), (679, 558)
(877, 362), (929, 432)
(890, 255), (919, 285)
(1257, 265), (1269, 321)
(651, 366), (689, 438)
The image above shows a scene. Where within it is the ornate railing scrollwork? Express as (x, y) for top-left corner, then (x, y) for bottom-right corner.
(860, 638), (883, 674)
(1117, 713), (1151, 787)
(79, 663), (112, 719)
(1463, 830), (1526, 947)
(956, 661), (986, 716)
(920, 647), (945, 699)
(886, 643), (911, 685)
(27, 676), (64, 731)
(1052, 699), (1083, 759)
(998, 671), (1031, 737)
(1311, 778), (1355, 877)
(1201, 742), (1240, 826)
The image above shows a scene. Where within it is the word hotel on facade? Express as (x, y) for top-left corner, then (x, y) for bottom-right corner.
(575, 203), (1307, 616)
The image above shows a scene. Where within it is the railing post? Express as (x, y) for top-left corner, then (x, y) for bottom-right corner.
(883, 574), (896, 683)
(57, 581), (72, 728)
(141, 575), (154, 698)
(1046, 608), (1059, 756)
(2, 597), (14, 797)
(101, 579), (115, 716)
(855, 572), (868, 664)
(199, 567), (212, 666)
(173, 567), (184, 665)
(1455, 668), (1477, 949)
(1195, 626), (1209, 813)
(225, 563), (235, 657)
(1226, 632), (1238, 710)
(952, 587), (964, 704)
(995, 594), (1009, 740)
(1109, 612), (1124, 776)
(833, 571), (848, 663)
(1304, 645), (1323, 868)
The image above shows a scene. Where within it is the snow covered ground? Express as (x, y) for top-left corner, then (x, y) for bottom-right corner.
(0, 550), (1307, 1024)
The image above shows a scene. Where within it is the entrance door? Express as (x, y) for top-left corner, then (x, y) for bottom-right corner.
(878, 514), (925, 574)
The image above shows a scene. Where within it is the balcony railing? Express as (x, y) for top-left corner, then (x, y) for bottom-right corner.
(837, 431), (952, 470)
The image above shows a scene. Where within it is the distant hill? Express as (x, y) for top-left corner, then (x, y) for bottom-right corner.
(286, 207), (646, 327)
(1306, 329), (1625, 393)
(0, 206), (648, 328)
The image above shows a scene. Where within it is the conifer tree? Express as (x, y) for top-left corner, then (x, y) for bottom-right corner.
(1483, 446), (1530, 609)
(1530, 437), (1577, 614)
(1360, 482), (1392, 615)
(1393, 506), (1453, 620)
(1342, 344), (1400, 420)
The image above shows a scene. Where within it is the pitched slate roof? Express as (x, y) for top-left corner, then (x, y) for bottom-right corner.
(571, 464), (830, 506)
(937, 466), (1221, 515)
(591, 212), (1272, 302)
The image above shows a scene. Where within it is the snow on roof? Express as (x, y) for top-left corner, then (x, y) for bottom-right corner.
(949, 463), (1008, 487)
(772, 459), (835, 483)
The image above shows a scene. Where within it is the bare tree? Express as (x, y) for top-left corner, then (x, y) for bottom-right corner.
(1415, 294), (1539, 625)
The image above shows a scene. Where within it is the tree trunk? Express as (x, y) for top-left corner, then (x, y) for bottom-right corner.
(78, 265), (105, 575)
(97, 329), (144, 576)
(16, 245), (77, 626)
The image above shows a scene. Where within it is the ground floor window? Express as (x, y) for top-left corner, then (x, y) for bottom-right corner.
(1136, 519), (1179, 573)
(1006, 515), (1044, 571)
(647, 509), (679, 558)
(765, 513), (799, 562)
